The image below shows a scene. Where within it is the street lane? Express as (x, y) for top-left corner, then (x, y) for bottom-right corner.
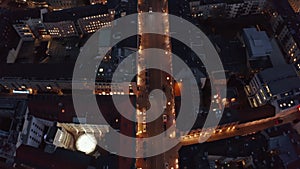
(181, 106), (300, 145)
(136, 0), (178, 169)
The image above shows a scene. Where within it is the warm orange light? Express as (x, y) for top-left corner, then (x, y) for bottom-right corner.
(231, 98), (236, 102)
(174, 82), (182, 97)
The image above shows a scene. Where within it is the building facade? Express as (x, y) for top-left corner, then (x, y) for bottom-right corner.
(50, 123), (109, 154)
(226, 0), (266, 18)
(77, 12), (114, 34)
(46, 0), (86, 10)
(190, 0), (266, 19)
(270, 13), (300, 64)
(43, 4), (114, 38)
(44, 21), (78, 38)
(0, 98), (28, 164)
(20, 116), (46, 148)
(245, 65), (300, 109)
(12, 24), (35, 41)
(90, 0), (107, 5)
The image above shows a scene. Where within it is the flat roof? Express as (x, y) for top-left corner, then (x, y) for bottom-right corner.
(269, 76), (300, 94)
(43, 4), (109, 22)
(268, 136), (298, 167)
(257, 64), (300, 94)
(0, 63), (75, 79)
(243, 28), (272, 58)
(258, 64), (298, 83)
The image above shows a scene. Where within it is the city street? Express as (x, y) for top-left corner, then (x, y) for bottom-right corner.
(182, 106), (300, 145)
(135, 0), (179, 169)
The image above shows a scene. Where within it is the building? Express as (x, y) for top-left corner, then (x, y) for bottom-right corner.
(27, 94), (136, 169)
(90, 0), (107, 5)
(43, 4), (114, 38)
(77, 11), (114, 34)
(15, 144), (94, 169)
(19, 115), (54, 149)
(226, 0), (266, 18)
(27, 0), (49, 8)
(46, 0), (86, 10)
(242, 28), (272, 59)
(20, 116), (46, 148)
(208, 155), (255, 169)
(12, 24), (35, 41)
(48, 123), (109, 154)
(268, 135), (300, 169)
(0, 98), (28, 164)
(270, 13), (300, 64)
(245, 65), (300, 108)
(288, 0), (300, 13)
(190, 0), (266, 19)
(50, 126), (75, 151)
(0, 63), (137, 96)
(0, 12), (20, 63)
(242, 28), (273, 72)
(44, 21), (78, 38)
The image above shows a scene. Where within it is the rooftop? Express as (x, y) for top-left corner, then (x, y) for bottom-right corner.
(257, 64), (300, 94)
(269, 76), (300, 95)
(268, 135), (299, 168)
(258, 64), (297, 83)
(0, 97), (28, 163)
(43, 4), (109, 22)
(0, 63), (75, 79)
(243, 28), (272, 58)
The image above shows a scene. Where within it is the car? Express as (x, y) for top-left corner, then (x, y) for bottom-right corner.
(149, 7), (152, 13)
(163, 115), (167, 123)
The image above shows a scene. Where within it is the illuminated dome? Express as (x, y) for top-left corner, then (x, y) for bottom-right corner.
(75, 134), (97, 154)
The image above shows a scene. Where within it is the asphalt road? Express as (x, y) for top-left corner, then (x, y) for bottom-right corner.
(135, 0), (179, 169)
(181, 106), (300, 145)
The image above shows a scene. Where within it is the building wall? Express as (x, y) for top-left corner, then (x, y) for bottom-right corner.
(247, 68), (300, 108)
(0, 20), (16, 50)
(22, 116), (45, 148)
(270, 14), (300, 64)
(47, 0), (75, 9)
(44, 10), (113, 38)
(12, 24), (35, 41)
(90, 0), (107, 5)
(78, 13), (114, 34)
(190, 0), (266, 19)
(53, 128), (75, 150)
(44, 21), (78, 38)
(247, 74), (272, 107)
